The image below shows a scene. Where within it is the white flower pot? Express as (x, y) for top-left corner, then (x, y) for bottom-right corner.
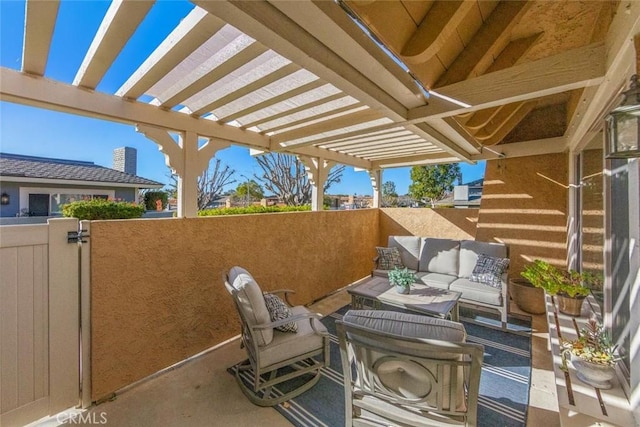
(571, 354), (616, 389)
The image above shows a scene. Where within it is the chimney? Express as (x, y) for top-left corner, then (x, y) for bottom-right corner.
(113, 147), (137, 175)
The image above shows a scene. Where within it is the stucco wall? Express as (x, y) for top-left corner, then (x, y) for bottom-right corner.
(90, 209), (378, 401)
(379, 207), (478, 246)
(475, 153), (568, 277)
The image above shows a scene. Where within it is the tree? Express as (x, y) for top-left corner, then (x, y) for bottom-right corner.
(381, 181), (398, 207)
(167, 158), (236, 210)
(234, 180), (264, 206)
(254, 153), (346, 206)
(408, 163), (460, 207)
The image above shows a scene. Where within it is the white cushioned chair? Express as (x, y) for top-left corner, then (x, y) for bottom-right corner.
(224, 266), (330, 406)
(337, 310), (484, 426)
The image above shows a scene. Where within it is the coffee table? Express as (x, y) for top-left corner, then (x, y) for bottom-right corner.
(347, 276), (462, 322)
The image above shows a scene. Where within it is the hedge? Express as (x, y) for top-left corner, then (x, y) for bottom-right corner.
(62, 200), (145, 220)
(198, 205), (311, 216)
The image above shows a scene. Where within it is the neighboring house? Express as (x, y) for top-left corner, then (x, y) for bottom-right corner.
(0, 148), (163, 217)
(434, 178), (484, 208)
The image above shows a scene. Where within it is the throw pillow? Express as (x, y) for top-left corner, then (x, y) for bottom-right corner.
(263, 293), (298, 333)
(470, 254), (510, 289)
(376, 246), (404, 270)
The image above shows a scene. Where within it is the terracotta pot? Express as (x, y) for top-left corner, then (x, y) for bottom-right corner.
(570, 354), (616, 389)
(557, 294), (585, 316)
(509, 279), (545, 314)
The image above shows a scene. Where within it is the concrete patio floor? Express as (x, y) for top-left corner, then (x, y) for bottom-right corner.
(32, 289), (560, 427)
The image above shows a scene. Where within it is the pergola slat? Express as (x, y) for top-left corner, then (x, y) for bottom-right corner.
(73, 0), (154, 89)
(116, 7), (226, 99)
(261, 102), (364, 134)
(324, 135), (423, 151)
(22, 0), (60, 76)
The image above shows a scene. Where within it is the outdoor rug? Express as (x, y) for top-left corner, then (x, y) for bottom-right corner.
(229, 306), (532, 427)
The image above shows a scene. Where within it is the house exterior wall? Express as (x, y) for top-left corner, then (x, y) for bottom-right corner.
(0, 182), (20, 217)
(378, 208), (478, 246)
(89, 209), (379, 401)
(475, 153), (569, 277)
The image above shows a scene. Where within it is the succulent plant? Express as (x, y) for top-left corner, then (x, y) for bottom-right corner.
(563, 318), (619, 366)
(388, 267), (416, 289)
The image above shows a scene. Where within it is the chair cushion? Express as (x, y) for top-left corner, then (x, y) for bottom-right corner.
(263, 293), (297, 333)
(388, 236), (421, 271)
(259, 306), (327, 369)
(415, 272), (457, 289)
(450, 278), (503, 306)
(470, 254), (510, 289)
(459, 240), (508, 278)
(230, 270), (273, 346)
(228, 266), (255, 285)
(419, 238), (460, 275)
(342, 310), (466, 343)
(375, 247), (404, 270)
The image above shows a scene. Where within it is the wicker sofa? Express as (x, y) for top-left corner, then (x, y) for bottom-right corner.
(374, 236), (510, 326)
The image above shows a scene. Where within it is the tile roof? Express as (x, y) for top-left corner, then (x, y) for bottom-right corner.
(0, 153), (163, 187)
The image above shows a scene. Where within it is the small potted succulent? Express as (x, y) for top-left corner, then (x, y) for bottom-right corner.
(562, 318), (619, 389)
(388, 267), (416, 294)
(521, 260), (598, 316)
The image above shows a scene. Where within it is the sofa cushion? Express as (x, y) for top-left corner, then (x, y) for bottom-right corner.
(375, 246), (404, 270)
(388, 236), (421, 271)
(419, 238), (460, 275)
(230, 271), (273, 346)
(415, 272), (457, 290)
(263, 293), (297, 333)
(459, 240), (508, 278)
(450, 278), (503, 306)
(470, 254), (510, 289)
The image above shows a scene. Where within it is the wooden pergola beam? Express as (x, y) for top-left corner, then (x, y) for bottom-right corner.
(22, 0), (60, 76)
(73, 0), (154, 89)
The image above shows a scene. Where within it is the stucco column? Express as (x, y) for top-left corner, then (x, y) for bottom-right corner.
(136, 125), (230, 218)
(299, 156), (335, 211)
(368, 169), (382, 208)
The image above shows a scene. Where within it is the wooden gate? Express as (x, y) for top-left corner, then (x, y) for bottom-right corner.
(0, 218), (83, 426)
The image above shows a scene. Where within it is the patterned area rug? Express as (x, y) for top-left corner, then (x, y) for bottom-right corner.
(230, 306), (532, 427)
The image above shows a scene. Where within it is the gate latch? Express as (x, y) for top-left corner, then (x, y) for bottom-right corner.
(67, 229), (89, 244)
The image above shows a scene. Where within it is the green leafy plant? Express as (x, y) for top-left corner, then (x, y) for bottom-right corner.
(388, 267), (416, 289)
(143, 191), (168, 210)
(563, 318), (619, 366)
(198, 205), (311, 216)
(62, 200), (144, 220)
(521, 259), (592, 298)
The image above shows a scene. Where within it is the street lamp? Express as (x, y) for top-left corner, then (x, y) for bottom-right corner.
(606, 74), (640, 159)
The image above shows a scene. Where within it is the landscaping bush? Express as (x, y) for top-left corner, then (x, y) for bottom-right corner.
(62, 200), (145, 220)
(143, 191), (168, 210)
(198, 205), (311, 216)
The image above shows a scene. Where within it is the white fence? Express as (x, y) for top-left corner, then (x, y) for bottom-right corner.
(0, 218), (85, 426)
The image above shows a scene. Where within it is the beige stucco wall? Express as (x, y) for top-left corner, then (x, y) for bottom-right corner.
(90, 209), (378, 401)
(378, 207), (478, 246)
(475, 153), (569, 277)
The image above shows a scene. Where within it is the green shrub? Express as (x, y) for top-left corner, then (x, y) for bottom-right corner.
(198, 205), (311, 216)
(143, 191), (168, 210)
(62, 200), (145, 220)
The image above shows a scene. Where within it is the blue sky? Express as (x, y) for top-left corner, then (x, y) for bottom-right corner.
(0, 0), (485, 195)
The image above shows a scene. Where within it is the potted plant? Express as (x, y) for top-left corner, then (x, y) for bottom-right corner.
(562, 318), (619, 389)
(388, 267), (416, 294)
(521, 260), (595, 316)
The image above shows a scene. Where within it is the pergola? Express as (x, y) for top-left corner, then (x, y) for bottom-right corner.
(1, 0), (638, 216)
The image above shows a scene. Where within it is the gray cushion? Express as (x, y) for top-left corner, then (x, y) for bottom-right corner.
(342, 310), (466, 342)
(458, 240), (508, 278)
(228, 265), (255, 285)
(470, 254), (510, 289)
(375, 246), (404, 270)
(419, 238), (460, 275)
(259, 306), (327, 368)
(263, 293), (297, 333)
(388, 236), (421, 271)
(415, 272), (457, 289)
(230, 269), (273, 346)
(450, 278), (503, 306)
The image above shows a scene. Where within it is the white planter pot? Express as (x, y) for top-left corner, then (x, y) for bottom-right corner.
(571, 354), (616, 389)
